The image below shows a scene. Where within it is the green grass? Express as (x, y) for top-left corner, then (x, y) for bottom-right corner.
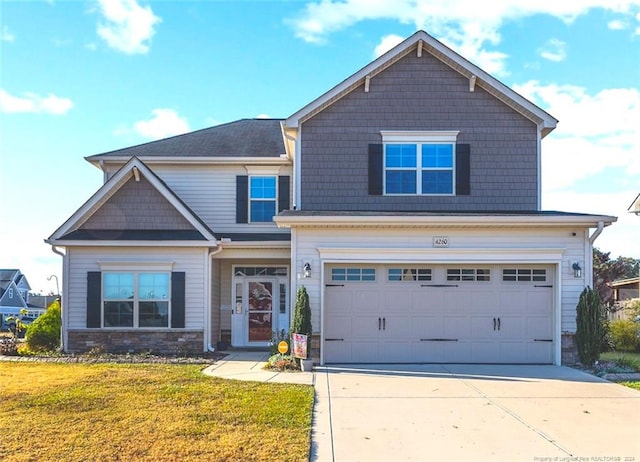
(620, 381), (640, 391)
(600, 351), (640, 371)
(0, 362), (314, 462)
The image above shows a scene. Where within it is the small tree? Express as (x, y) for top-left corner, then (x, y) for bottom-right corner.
(575, 287), (605, 367)
(26, 298), (62, 352)
(4, 308), (29, 339)
(291, 286), (312, 359)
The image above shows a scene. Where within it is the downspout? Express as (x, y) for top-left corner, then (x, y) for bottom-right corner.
(50, 245), (66, 351)
(589, 221), (604, 245)
(587, 221), (605, 290)
(206, 244), (225, 352)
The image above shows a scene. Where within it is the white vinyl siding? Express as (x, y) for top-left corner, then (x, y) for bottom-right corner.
(134, 164), (292, 235)
(66, 247), (207, 329)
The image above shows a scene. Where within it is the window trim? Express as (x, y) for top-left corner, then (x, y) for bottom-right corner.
(331, 268), (376, 282)
(446, 268), (491, 282)
(381, 131), (459, 196)
(248, 175), (278, 223)
(101, 270), (172, 329)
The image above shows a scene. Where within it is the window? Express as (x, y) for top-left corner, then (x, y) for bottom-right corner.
(447, 269), (491, 282)
(103, 272), (170, 328)
(385, 143), (454, 194)
(331, 268), (376, 282)
(388, 268), (432, 281)
(250, 176), (277, 222)
(8, 288), (13, 298)
(502, 269), (547, 282)
(382, 131), (458, 195)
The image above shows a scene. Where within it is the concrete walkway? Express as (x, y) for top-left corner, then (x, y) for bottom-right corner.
(204, 354), (640, 461)
(202, 350), (314, 385)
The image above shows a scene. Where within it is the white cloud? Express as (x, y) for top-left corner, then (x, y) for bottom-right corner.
(1, 26), (15, 42)
(538, 38), (566, 62)
(374, 34), (404, 58)
(288, 0), (640, 75)
(0, 89), (73, 115)
(608, 19), (626, 30)
(513, 81), (640, 191)
(96, 0), (161, 54)
(131, 109), (191, 140)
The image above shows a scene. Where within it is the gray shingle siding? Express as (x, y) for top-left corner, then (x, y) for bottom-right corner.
(299, 52), (539, 212)
(81, 176), (194, 231)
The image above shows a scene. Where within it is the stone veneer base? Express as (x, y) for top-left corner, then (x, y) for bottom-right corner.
(67, 329), (204, 355)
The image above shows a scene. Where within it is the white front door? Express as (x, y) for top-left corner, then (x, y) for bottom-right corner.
(231, 270), (289, 347)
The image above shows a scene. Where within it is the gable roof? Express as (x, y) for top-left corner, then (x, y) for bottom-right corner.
(47, 157), (217, 244)
(86, 119), (286, 165)
(285, 30), (558, 137)
(0, 269), (30, 292)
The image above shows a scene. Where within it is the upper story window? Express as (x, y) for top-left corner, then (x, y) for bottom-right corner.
(368, 131), (471, 197)
(385, 143), (454, 194)
(250, 176), (277, 222)
(382, 131), (458, 195)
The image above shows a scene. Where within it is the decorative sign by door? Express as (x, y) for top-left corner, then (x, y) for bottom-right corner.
(292, 333), (308, 359)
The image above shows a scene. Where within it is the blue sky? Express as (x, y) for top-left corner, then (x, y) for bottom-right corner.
(1, 0), (639, 293)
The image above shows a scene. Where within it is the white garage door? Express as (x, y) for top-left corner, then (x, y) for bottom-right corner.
(324, 265), (553, 364)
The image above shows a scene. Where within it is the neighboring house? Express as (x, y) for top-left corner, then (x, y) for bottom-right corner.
(609, 277), (640, 303)
(629, 192), (640, 215)
(0, 269), (44, 330)
(47, 30), (617, 365)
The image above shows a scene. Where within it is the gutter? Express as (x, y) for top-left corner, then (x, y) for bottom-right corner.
(49, 245), (66, 352)
(206, 244), (225, 352)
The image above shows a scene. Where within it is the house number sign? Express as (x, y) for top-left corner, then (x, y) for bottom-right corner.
(433, 236), (449, 248)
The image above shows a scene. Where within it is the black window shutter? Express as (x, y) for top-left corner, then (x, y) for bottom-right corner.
(87, 272), (102, 328)
(236, 176), (249, 223)
(455, 144), (471, 196)
(368, 144), (383, 195)
(278, 176), (290, 212)
(171, 272), (186, 328)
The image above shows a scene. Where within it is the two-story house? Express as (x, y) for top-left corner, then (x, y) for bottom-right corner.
(47, 30), (615, 365)
(0, 269), (44, 330)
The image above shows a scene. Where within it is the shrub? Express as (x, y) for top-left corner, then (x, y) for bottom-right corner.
(609, 319), (640, 352)
(291, 286), (312, 359)
(575, 287), (605, 367)
(265, 354), (298, 371)
(25, 299), (61, 352)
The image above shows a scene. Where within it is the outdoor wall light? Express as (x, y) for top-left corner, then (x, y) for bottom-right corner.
(303, 262), (311, 278)
(572, 262), (582, 278)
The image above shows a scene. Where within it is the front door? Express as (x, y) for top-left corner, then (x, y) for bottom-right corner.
(247, 280), (275, 343)
(231, 270), (289, 347)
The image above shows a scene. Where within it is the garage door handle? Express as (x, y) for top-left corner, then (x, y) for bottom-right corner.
(535, 285), (553, 288)
(534, 339), (553, 342)
(421, 284), (459, 287)
(383, 317), (386, 330)
(493, 317), (496, 330)
(497, 317), (501, 331)
(325, 338), (344, 342)
(420, 338), (458, 342)
(378, 317), (381, 330)
(325, 284), (344, 287)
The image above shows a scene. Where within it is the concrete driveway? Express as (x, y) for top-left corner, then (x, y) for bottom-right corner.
(311, 364), (640, 462)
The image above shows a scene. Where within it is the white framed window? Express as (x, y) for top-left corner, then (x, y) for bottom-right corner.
(382, 131), (458, 195)
(102, 272), (170, 328)
(249, 176), (277, 222)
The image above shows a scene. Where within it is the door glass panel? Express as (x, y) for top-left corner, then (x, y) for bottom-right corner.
(248, 281), (273, 342)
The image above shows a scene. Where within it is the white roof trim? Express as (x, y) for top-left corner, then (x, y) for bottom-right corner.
(285, 30), (558, 136)
(274, 213), (617, 228)
(48, 157), (217, 243)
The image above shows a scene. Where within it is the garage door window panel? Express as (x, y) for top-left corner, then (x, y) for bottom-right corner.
(388, 268), (432, 281)
(502, 269), (547, 282)
(331, 268), (376, 282)
(447, 269), (491, 282)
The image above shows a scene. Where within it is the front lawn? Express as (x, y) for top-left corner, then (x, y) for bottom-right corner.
(0, 362), (314, 462)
